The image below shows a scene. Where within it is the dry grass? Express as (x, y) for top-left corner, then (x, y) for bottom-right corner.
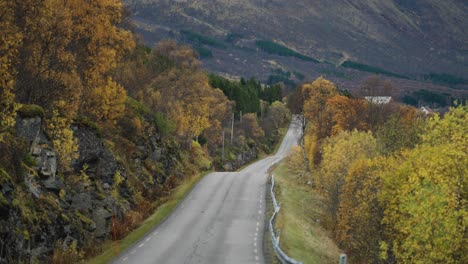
(273, 162), (341, 264)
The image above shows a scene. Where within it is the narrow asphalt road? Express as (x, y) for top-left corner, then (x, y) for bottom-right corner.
(112, 118), (301, 264)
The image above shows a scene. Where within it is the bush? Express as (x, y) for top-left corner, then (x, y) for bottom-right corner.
(51, 240), (84, 264)
(17, 104), (44, 118)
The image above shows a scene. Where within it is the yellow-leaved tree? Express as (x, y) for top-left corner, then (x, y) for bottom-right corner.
(301, 77), (338, 166)
(379, 105), (467, 263)
(137, 41), (230, 147)
(318, 130), (378, 229)
(0, 0), (21, 140)
(335, 158), (386, 263)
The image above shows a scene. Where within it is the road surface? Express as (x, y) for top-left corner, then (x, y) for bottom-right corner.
(112, 118), (301, 264)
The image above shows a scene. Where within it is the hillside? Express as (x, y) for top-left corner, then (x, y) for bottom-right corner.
(125, 0), (468, 100)
(0, 1), (289, 263)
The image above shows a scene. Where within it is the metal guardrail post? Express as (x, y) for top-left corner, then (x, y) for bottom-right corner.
(340, 254), (347, 264)
(269, 174), (303, 264)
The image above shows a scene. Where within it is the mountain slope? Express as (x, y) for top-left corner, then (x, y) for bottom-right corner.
(127, 0), (467, 78)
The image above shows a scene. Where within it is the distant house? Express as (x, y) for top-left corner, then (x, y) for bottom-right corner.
(419, 106), (434, 115)
(365, 96), (392, 105)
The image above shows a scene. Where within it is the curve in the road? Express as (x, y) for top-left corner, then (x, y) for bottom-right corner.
(112, 117), (301, 264)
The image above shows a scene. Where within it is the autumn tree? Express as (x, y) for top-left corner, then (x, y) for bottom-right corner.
(137, 41), (230, 147)
(326, 95), (369, 135)
(335, 158), (385, 263)
(0, 0), (21, 140)
(318, 130), (378, 229)
(301, 77), (338, 167)
(375, 105), (424, 154)
(267, 101), (291, 130)
(11, 0), (134, 124)
(240, 113), (265, 142)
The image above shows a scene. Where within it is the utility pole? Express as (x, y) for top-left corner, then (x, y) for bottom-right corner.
(240, 110), (242, 122)
(222, 130), (225, 161)
(230, 113), (234, 145)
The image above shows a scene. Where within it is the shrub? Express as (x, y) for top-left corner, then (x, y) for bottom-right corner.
(17, 104), (44, 118)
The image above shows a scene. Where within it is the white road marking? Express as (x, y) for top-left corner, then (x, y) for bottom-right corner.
(254, 248), (258, 254)
(256, 227), (259, 232)
(258, 210), (261, 214)
(145, 237), (151, 242)
(254, 236), (257, 241)
(257, 222), (260, 226)
(138, 243), (144, 248)
(153, 231), (159, 236)
(254, 242), (257, 247)
(130, 250), (136, 255)
(122, 256), (128, 262)
(254, 232), (258, 237)
(255, 256), (259, 261)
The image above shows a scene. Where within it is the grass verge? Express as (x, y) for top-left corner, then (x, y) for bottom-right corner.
(272, 162), (340, 264)
(85, 171), (211, 264)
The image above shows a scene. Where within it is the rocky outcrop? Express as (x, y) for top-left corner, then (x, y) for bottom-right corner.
(15, 116), (50, 150)
(223, 147), (257, 171)
(0, 109), (184, 263)
(0, 116), (133, 263)
(72, 125), (118, 184)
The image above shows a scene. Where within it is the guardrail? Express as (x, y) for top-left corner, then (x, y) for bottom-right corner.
(269, 174), (303, 264)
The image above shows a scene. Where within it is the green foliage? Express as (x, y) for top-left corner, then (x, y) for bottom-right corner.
(126, 97), (152, 117)
(23, 153), (37, 167)
(74, 115), (101, 136)
(320, 69), (352, 80)
(267, 75), (296, 87)
(209, 74), (283, 115)
(180, 30), (226, 49)
(0, 167), (12, 184)
(190, 141), (212, 170)
(342, 61), (408, 79)
(17, 104), (45, 118)
(153, 112), (175, 138)
(256, 40), (319, 63)
(424, 72), (467, 87)
(52, 239), (84, 264)
(293, 71), (305, 80)
(422, 104), (467, 147)
(193, 45), (213, 59)
(225, 32), (243, 43)
(376, 113), (424, 154)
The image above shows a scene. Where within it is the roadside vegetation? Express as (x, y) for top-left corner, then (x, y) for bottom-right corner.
(282, 76), (467, 263)
(273, 160), (341, 263)
(0, 1), (290, 263)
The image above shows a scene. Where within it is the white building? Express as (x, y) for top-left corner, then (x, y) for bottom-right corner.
(365, 96), (392, 105)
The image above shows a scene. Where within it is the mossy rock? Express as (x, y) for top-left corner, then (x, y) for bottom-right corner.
(74, 115), (101, 137)
(17, 104), (45, 118)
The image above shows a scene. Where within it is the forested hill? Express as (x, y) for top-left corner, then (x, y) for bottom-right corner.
(0, 1), (289, 263)
(125, 0), (468, 98)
